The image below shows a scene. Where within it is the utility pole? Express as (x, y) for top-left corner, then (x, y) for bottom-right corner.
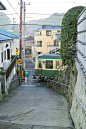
(19, 0), (23, 84)
(23, 1), (26, 70)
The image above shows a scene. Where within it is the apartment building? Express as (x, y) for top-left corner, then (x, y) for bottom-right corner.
(32, 25), (61, 58)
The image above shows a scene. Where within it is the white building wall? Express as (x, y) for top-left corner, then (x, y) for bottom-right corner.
(0, 41), (11, 69)
(11, 38), (19, 55)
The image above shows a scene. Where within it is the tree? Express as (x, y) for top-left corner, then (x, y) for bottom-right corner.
(60, 6), (84, 64)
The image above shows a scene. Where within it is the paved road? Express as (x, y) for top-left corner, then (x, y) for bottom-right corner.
(0, 57), (74, 129)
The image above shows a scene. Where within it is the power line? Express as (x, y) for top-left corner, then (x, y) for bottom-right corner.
(6, 0), (19, 17)
(0, 13), (19, 16)
(0, 17), (63, 21)
(0, 13), (64, 17)
(0, 23), (61, 26)
(26, 13), (64, 16)
(31, 1), (86, 4)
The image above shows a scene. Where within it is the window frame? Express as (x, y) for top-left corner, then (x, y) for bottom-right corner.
(4, 50), (6, 60)
(38, 60), (42, 68)
(46, 30), (51, 36)
(46, 60), (53, 69)
(7, 49), (10, 60)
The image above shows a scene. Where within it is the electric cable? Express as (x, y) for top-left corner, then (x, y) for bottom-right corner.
(6, 0), (19, 17)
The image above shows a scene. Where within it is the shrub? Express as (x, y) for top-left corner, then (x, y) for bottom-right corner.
(61, 6), (84, 64)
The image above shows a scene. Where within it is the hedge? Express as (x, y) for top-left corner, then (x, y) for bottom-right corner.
(60, 6), (84, 64)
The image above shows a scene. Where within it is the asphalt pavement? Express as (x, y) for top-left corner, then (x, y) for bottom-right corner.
(0, 57), (74, 129)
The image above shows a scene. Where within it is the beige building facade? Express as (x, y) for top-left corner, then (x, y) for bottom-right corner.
(32, 25), (61, 58)
(25, 36), (34, 56)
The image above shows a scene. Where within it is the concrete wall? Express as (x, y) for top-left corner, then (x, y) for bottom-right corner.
(48, 59), (86, 129)
(70, 61), (86, 129)
(0, 58), (19, 101)
(0, 41), (11, 69)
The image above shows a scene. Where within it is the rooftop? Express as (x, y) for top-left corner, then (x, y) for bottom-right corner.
(36, 25), (61, 31)
(0, 1), (6, 10)
(25, 36), (34, 41)
(36, 53), (61, 59)
(0, 29), (19, 38)
(0, 33), (12, 42)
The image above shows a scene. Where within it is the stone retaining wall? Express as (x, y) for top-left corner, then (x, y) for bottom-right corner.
(48, 59), (86, 129)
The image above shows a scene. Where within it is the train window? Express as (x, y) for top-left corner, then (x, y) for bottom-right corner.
(56, 61), (59, 69)
(39, 61), (41, 68)
(46, 60), (53, 69)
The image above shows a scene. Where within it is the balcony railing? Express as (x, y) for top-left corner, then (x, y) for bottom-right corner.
(36, 45), (42, 47)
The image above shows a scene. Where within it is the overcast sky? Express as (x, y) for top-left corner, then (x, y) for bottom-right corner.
(0, 0), (86, 23)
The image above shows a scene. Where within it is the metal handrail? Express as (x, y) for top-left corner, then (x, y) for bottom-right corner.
(51, 63), (68, 77)
(47, 79), (86, 112)
(6, 77), (18, 86)
(6, 57), (16, 80)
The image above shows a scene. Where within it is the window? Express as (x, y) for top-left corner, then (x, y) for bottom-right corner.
(38, 52), (41, 55)
(39, 61), (41, 68)
(40, 41), (42, 47)
(46, 30), (51, 36)
(1, 52), (3, 63)
(40, 32), (41, 35)
(54, 40), (59, 47)
(46, 60), (53, 69)
(57, 41), (59, 47)
(54, 40), (57, 46)
(56, 61), (59, 69)
(4, 51), (6, 60)
(7, 49), (10, 60)
(57, 30), (60, 33)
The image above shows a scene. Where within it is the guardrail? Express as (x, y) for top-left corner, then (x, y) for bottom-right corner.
(47, 79), (86, 112)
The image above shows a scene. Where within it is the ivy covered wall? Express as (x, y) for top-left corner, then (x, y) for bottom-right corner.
(60, 6), (84, 64)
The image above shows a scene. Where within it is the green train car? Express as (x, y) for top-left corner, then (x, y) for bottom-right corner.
(34, 53), (66, 79)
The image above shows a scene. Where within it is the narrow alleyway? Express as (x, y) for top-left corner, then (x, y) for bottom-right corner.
(0, 57), (74, 129)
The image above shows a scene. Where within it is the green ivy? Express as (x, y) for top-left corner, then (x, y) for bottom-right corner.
(60, 6), (84, 64)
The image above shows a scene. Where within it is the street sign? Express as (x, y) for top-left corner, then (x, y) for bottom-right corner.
(15, 48), (19, 54)
(18, 64), (22, 66)
(17, 59), (22, 64)
(15, 51), (19, 53)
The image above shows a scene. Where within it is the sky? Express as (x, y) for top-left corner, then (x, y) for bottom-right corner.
(0, 0), (86, 23)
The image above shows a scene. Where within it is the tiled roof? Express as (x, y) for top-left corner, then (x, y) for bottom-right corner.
(56, 34), (61, 39)
(0, 29), (19, 38)
(36, 25), (61, 31)
(0, 33), (12, 42)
